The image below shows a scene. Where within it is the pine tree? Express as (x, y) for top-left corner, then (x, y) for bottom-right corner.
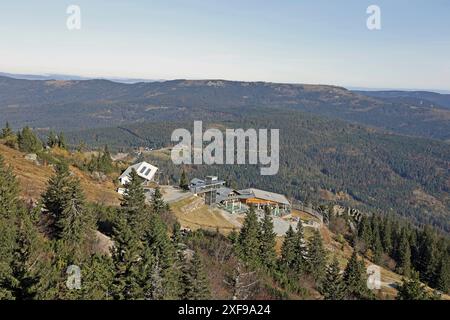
(259, 207), (277, 270)
(81, 254), (114, 300)
(321, 256), (346, 300)
(293, 220), (307, 274)
(57, 179), (94, 262)
(237, 206), (261, 266)
(397, 271), (432, 300)
(397, 229), (412, 277)
(280, 225), (296, 270)
(306, 229), (327, 282)
(152, 186), (166, 215)
(0, 156), (19, 299)
(42, 162), (72, 221)
(436, 254), (450, 294)
(343, 251), (368, 299)
(381, 216), (393, 255)
(0, 155), (20, 219)
(182, 251), (211, 300)
(357, 215), (372, 253)
(10, 215), (43, 300)
(121, 169), (148, 239)
(371, 222), (383, 265)
(47, 131), (58, 148)
(144, 212), (180, 299)
(57, 132), (67, 149)
(111, 215), (143, 299)
(179, 169), (189, 190)
(1, 122), (13, 138)
(17, 127), (42, 153)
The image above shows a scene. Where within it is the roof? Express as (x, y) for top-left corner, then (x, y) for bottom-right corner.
(119, 161), (158, 182)
(237, 188), (290, 206)
(190, 178), (205, 186)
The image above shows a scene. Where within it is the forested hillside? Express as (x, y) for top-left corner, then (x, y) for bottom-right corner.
(62, 109), (450, 233)
(1, 141), (449, 300)
(1, 76), (449, 140)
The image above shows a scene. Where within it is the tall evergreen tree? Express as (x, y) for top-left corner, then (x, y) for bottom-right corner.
(121, 169), (148, 239)
(0, 156), (20, 299)
(396, 271), (432, 300)
(57, 179), (94, 262)
(182, 251), (211, 300)
(111, 215), (143, 300)
(58, 132), (67, 149)
(42, 162), (72, 221)
(259, 207), (277, 270)
(280, 225), (296, 270)
(47, 131), (58, 148)
(1, 122), (13, 138)
(293, 220), (307, 274)
(237, 206), (261, 266)
(144, 212), (180, 299)
(179, 169), (189, 191)
(321, 256), (346, 300)
(343, 251), (368, 299)
(17, 127), (42, 153)
(397, 229), (412, 277)
(151, 186), (166, 215)
(436, 253), (450, 294)
(380, 216), (393, 255)
(306, 230), (327, 282)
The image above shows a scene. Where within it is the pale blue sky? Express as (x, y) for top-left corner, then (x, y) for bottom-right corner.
(0, 0), (449, 90)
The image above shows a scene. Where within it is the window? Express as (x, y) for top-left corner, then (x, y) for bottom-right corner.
(145, 168), (152, 176)
(140, 166), (147, 174)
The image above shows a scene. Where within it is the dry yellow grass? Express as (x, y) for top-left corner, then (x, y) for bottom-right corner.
(0, 143), (120, 206)
(171, 196), (237, 233)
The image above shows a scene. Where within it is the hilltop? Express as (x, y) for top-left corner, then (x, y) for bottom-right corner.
(0, 76), (449, 141)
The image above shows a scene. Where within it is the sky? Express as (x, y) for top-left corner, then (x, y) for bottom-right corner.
(0, 0), (449, 91)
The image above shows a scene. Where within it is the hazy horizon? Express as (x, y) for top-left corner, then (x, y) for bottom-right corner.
(1, 1), (449, 92)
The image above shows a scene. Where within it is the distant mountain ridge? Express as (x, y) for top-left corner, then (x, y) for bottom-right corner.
(0, 75), (449, 140)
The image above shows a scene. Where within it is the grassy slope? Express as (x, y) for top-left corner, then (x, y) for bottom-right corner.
(0, 143), (120, 206)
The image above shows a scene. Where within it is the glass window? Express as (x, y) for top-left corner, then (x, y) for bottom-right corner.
(140, 166), (147, 174)
(145, 168), (152, 176)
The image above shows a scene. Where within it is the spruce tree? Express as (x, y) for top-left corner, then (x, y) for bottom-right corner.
(396, 271), (432, 300)
(293, 220), (307, 274)
(1, 122), (13, 138)
(237, 206), (261, 266)
(42, 162), (72, 221)
(57, 179), (94, 262)
(182, 251), (211, 300)
(343, 251), (368, 299)
(321, 256), (346, 300)
(436, 254), (450, 294)
(17, 127), (42, 153)
(58, 132), (67, 149)
(306, 229), (327, 282)
(397, 230), (412, 277)
(10, 215), (43, 300)
(280, 225), (296, 270)
(144, 212), (180, 299)
(259, 207), (277, 270)
(111, 215), (143, 299)
(0, 155), (20, 219)
(81, 254), (114, 300)
(121, 169), (148, 239)
(179, 169), (189, 190)
(47, 131), (58, 148)
(152, 186), (166, 215)
(381, 216), (393, 255)
(371, 223), (383, 265)
(0, 156), (19, 299)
